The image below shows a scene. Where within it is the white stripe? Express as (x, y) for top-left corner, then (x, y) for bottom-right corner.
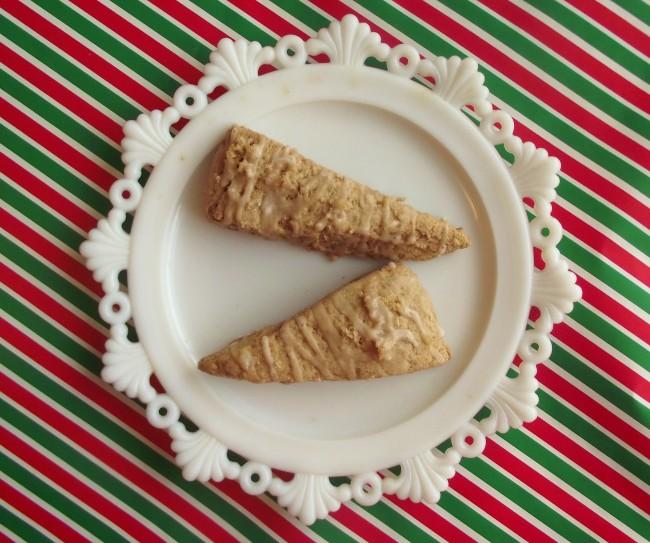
(4, 287), (102, 357)
(547, 358), (648, 436)
(95, 0), (205, 71)
(0, 448), (97, 542)
(146, 0), (219, 49)
(600, 0), (650, 37)
(2, 256), (105, 335)
(0, 374), (246, 543)
(24, 1), (172, 105)
(539, 384), (649, 481)
(176, 0), (248, 41)
(2, 10), (150, 113)
(1, 322), (317, 542)
(471, 0), (650, 125)
(2, 91), (121, 179)
(493, 434), (644, 541)
(0, 498), (61, 543)
(1, 226), (100, 307)
(2, 112), (109, 201)
(455, 465), (565, 542)
(1, 426), (159, 543)
(2, 198), (88, 267)
(557, 195), (649, 284)
(2, 173), (89, 239)
(562, 0), (648, 60)
(511, 0), (648, 89)
(344, 0), (648, 200)
(552, 333), (649, 410)
(3, 39), (127, 125)
(518, 424), (649, 523)
(551, 330), (650, 409)
(3, 62), (122, 154)
(2, 148), (101, 223)
(564, 313), (646, 378)
(378, 469), (490, 542)
(395, 0), (650, 180)
(345, 501), (414, 543)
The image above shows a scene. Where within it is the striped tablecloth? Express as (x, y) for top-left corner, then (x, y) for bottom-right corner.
(2, 1), (648, 541)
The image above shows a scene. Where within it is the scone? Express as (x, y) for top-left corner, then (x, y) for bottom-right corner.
(198, 262), (450, 383)
(206, 125), (469, 260)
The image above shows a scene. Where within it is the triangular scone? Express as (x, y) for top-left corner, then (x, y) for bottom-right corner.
(207, 126), (469, 260)
(198, 262), (450, 383)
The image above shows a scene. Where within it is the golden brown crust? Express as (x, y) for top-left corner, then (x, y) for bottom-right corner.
(198, 262), (450, 383)
(206, 125), (469, 260)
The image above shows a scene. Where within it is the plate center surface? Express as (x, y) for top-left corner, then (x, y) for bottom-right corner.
(169, 100), (495, 440)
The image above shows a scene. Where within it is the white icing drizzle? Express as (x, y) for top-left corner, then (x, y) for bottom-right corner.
(438, 221), (451, 254)
(261, 336), (277, 380)
(233, 267), (447, 381)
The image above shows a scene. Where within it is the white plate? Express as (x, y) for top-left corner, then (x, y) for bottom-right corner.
(129, 64), (531, 475)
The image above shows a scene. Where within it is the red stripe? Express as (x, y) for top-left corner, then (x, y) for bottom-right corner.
(1, 210), (102, 297)
(1, 262), (106, 352)
(565, 0), (650, 56)
(553, 205), (650, 287)
(527, 417), (650, 515)
(3, 152), (98, 233)
(2, 98), (115, 191)
(314, 0), (649, 169)
(0, 479), (89, 543)
(1, 374), (241, 543)
(478, 0), (650, 113)
(1, 428), (165, 543)
(553, 323), (649, 402)
(0, 532), (13, 543)
(330, 505), (399, 543)
(485, 439), (637, 543)
(538, 366), (650, 458)
(1, 323), (321, 542)
(229, 0), (309, 38)
(1, 43), (123, 143)
(576, 276), (649, 344)
(449, 472), (557, 543)
(68, 0), (201, 85)
(302, 0), (649, 228)
(385, 494), (478, 543)
(4, 0), (166, 111)
(146, 0), (228, 45)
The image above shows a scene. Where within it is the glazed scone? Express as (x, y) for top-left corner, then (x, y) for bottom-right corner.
(198, 262), (450, 383)
(207, 125), (469, 260)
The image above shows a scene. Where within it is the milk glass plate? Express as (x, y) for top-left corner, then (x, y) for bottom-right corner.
(81, 16), (580, 524)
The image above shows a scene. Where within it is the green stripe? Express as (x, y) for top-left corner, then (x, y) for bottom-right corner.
(2, 14), (139, 119)
(460, 457), (597, 542)
(364, 501), (442, 542)
(2, 71), (122, 169)
(560, 235), (650, 315)
(2, 179), (85, 252)
(1, 319), (350, 541)
(570, 303), (649, 369)
(0, 503), (54, 543)
(502, 430), (650, 537)
(1, 233), (102, 326)
(441, 0), (649, 139)
(31, 0), (181, 97)
(2, 126), (109, 216)
(0, 449), (129, 543)
(113, 0), (210, 62)
(351, 0), (647, 194)
(539, 389), (648, 482)
(1, 398), (202, 543)
(525, 0), (650, 79)
(558, 182), (650, 255)
(439, 490), (519, 542)
(551, 342), (650, 428)
(614, 0), (650, 24)
(1, 350), (273, 543)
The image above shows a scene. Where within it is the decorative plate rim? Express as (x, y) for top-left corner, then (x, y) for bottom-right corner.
(80, 14), (581, 525)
